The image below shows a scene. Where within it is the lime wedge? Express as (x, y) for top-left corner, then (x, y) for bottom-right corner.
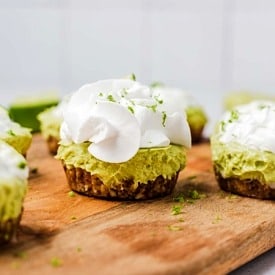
(9, 94), (59, 132)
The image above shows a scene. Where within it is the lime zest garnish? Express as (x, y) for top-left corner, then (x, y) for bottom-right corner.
(50, 257), (62, 267)
(167, 225), (183, 231)
(171, 205), (183, 215)
(68, 191), (75, 197)
(18, 161), (26, 169)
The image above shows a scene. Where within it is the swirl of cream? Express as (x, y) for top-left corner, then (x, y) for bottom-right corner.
(152, 86), (199, 113)
(60, 79), (191, 163)
(0, 106), (29, 137)
(218, 100), (275, 153)
(0, 141), (29, 181)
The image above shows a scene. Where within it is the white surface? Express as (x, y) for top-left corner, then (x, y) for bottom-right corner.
(0, 1), (274, 272)
(231, 248), (275, 275)
(231, 0), (275, 93)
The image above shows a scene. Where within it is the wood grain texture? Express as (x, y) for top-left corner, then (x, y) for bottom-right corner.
(0, 135), (274, 275)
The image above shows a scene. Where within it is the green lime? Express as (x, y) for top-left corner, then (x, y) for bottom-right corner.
(9, 94), (59, 132)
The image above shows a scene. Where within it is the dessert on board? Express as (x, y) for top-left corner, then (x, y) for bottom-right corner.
(0, 141), (29, 244)
(211, 100), (275, 199)
(56, 78), (191, 200)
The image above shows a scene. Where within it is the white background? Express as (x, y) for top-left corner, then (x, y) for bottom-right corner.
(0, 1), (274, 273)
(1, 0), (275, 135)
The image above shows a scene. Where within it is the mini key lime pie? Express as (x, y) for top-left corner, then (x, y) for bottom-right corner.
(211, 100), (275, 199)
(0, 106), (32, 156)
(151, 85), (207, 143)
(57, 78), (191, 200)
(37, 96), (69, 155)
(224, 91), (275, 110)
(0, 141), (28, 244)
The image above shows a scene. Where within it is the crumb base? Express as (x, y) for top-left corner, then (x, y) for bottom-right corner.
(63, 164), (179, 200)
(214, 168), (275, 200)
(190, 126), (205, 143)
(47, 135), (59, 155)
(0, 212), (22, 245)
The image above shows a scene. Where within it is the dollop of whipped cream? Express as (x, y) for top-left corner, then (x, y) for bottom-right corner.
(51, 94), (71, 120)
(60, 79), (191, 163)
(0, 141), (29, 182)
(0, 106), (26, 138)
(152, 86), (199, 112)
(217, 100), (275, 152)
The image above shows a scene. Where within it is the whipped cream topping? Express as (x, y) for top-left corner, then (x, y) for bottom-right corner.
(152, 86), (200, 112)
(51, 102), (65, 120)
(50, 94), (71, 120)
(60, 79), (191, 163)
(0, 141), (29, 182)
(217, 100), (275, 153)
(0, 106), (26, 138)
(0, 106), (13, 127)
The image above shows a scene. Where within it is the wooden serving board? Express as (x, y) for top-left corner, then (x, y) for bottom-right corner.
(0, 135), (274, 274)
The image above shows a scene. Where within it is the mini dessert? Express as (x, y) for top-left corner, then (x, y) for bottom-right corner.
(211, 100), (275, 199)
(37, 96), (69, 155)
(0, 141), (28, 244)
(0, 106), (32, 155)
(224, 91), (275, 110)
(151, 85), (207, 143)
(57, 78), (191, 200)
(9, 92), (59, 132)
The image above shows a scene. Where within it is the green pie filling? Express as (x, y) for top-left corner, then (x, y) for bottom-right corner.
(57, 143), (186, 186)
(211, 137), (275, 186)
(0, 179), (27, 221)
(186, 106), (207, 133)
(1, 129), (32, 155)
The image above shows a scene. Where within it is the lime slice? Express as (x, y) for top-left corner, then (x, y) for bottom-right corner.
(9, 94), (59, 132)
